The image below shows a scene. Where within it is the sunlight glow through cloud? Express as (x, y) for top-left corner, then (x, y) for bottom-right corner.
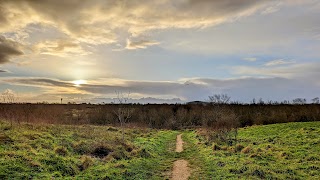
(72, 80), (87, 87)
(1, 0), (320, 103)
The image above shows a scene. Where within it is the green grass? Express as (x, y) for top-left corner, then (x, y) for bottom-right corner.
(183, 121), (320, 179)
(1, 120), (319, 179)
(0, 120), (178, 179)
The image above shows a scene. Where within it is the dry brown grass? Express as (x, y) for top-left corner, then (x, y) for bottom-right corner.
(241, 146), (252, 154)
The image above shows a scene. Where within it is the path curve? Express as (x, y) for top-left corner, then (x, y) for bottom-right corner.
(172, 134), (191, 180)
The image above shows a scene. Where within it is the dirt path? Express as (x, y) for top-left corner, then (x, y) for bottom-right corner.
(175, 134), (184, 153)
(172, 160), (190, 180)
(172, 134), (191, 180)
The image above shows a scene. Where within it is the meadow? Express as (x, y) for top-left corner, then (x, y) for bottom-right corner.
(185, 121), (320, 179)
(1, 119), (319, 179)
(0, 120), (179, 179)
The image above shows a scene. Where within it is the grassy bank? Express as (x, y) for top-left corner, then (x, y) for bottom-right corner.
(0, 120), (178, 179)
(185, 121), (320, 179)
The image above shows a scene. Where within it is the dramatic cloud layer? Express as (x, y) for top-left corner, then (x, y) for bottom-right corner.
(0, 0), (319, 103)
(2, 70), (319, 103)
(0, 0), (275, 45)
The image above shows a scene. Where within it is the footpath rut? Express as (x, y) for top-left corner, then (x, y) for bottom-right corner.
(171, 134), (191, 180)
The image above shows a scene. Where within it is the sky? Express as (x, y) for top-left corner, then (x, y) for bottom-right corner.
(0, 0), (320, 103)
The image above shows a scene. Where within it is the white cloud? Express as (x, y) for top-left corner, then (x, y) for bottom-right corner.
(34, 39), (90, 57)
(233, 62), (320, 80)
(264, 59), (295, 66)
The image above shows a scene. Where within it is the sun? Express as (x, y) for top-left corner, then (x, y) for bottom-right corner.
(73, 80), (87, 87)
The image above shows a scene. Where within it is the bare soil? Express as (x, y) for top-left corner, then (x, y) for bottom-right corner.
(175, 134), (184, 153)
(172, 160), (190, 180)
(172, 134), (191, 180)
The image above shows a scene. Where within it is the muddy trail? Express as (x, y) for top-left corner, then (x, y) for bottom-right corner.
(171, 134), (191, 180)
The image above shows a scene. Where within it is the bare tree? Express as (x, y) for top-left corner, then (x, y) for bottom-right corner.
(311, 97), (319, 104)
(208, 93), (231, 104)
(1, 89), (18, 103)
(206, 94), (239, 151)
(113, 91), (133, 142)
(292, 98), (306, 105)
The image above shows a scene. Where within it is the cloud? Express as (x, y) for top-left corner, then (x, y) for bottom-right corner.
(125, 39), (160, 50)
(0, 36), (23, 64)
(233, 62), (320, 79)
(90, 97), (183, 104)
(34, 39), (90, 57)
(261, 2), (281, 14)
(264, 59), (295, 66)
(2, 73), (320, 103)
(0, 0), (275, 47)
(243, 57), (257, 62)
(2, 77), (74, 88)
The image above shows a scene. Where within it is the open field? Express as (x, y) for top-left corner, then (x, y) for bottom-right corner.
(186, 121), (320, 179)
(1, 120), (319, 179)
(0, 120), (179, 179)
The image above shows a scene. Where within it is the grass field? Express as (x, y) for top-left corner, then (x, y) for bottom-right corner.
(0, 120), (179, 179)
(1, 120), (319, 179)
(186, 121), (320, 179)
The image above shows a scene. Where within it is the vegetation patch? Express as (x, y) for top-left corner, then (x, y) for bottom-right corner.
(1, 119), (319, 179)
(189, 121), (320, 179)
(0, 120), (178, 179)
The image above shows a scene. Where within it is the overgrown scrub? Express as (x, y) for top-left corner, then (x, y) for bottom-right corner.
(1, 103), (319, 129)
(0, 120), (178, 179)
